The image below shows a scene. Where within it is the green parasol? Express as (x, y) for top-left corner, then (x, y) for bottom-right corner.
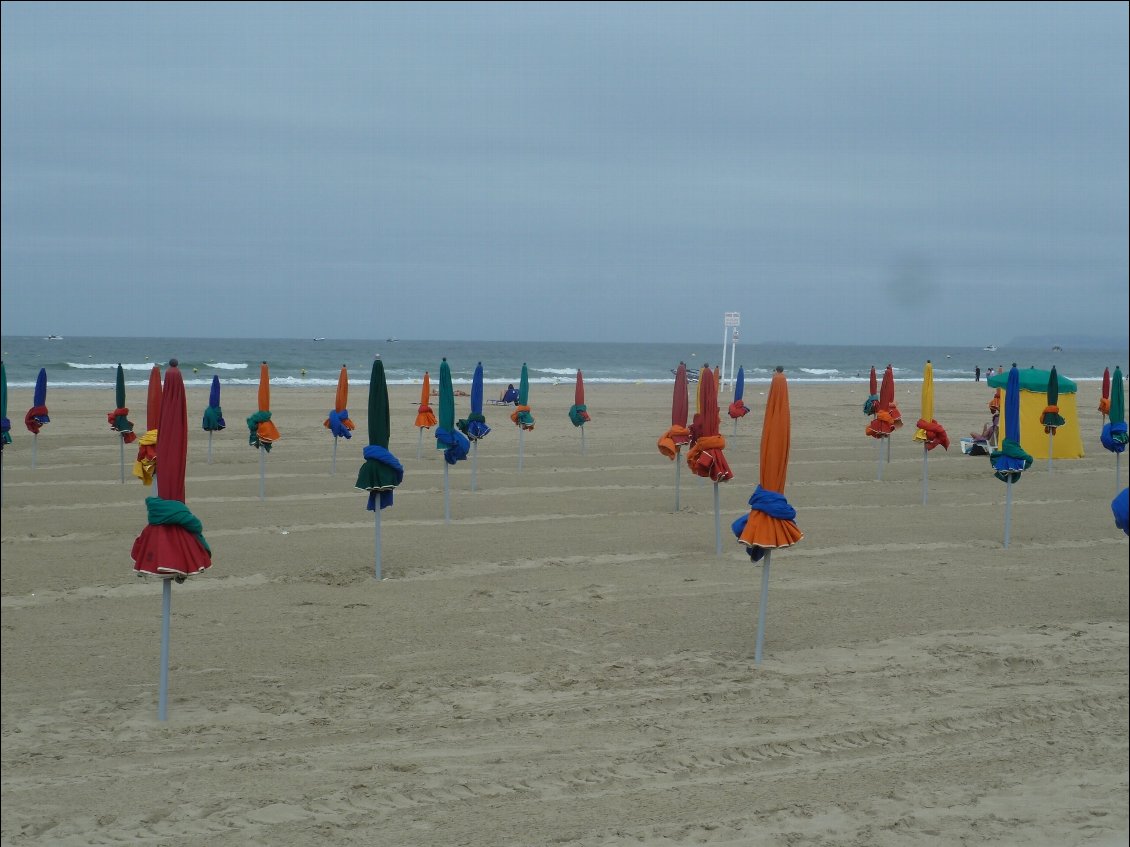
(355, 357), (404, 579)
(1100, 366), (1127, 490)
(1041, 365), (1066, 473)
(1, 361), (9, 502)
(512, 362), (535, 469)
(108, 363), (136, 482)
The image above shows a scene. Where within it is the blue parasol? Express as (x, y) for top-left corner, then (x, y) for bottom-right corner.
(26, 368), (50, 468)
(727, 365), (749, 434)
(457, 362), (491, 490)
(989, 364), (1033, 547)
(201, 375), (225, 464)
(435, 358), (470, 523)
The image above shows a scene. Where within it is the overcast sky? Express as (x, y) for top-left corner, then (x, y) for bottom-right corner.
(2, 1), (1127, 346)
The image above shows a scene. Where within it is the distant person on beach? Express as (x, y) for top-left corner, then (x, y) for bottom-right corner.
(986, 367), (994, 379)
(975, 366), (981, 382)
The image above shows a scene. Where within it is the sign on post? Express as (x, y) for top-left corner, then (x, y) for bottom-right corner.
(721, 313), (740, 391)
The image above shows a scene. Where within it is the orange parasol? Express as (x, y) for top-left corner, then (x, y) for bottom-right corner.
(415, 371), (437, 458)
(731, 366), (803, 664)
(247, 362), (280, 499)
(324, 365), (355, 473)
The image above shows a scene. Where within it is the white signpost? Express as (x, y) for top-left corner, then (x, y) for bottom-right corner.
(721, 312), (740, 392)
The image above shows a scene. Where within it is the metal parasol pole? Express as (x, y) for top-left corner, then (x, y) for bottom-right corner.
(921, 444), (929, 505)
(332, 436), (338, 475)
(713, 482), (721, 556)
(754, 550), (772, 666)
(1003, 478), (1013, 548)
(1047, 432), (1054, 474)
(32, 434), (37, 469)
(207, 430), (214, 464)
(674, 447), (682, 512)
(876, 437), (884, 481)
(374, 505), (382, 580)
(120, 436), (126, 483)
(159, 578), (171, 721)
(471, 441), (478, 491)
(443, 462), (450, 524)
(416, 428), (423, 459)
(518, 429), (525, 471)
(580, 425), (586, 455)
(258, 446), (266, 500)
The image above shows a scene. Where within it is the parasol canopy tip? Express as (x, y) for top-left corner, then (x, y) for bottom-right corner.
(775, 365), (784, 373)
(169, 358), (179, 368)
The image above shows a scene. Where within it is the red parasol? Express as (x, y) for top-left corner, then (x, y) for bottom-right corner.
(687, 367), (732, 555)
(131, 362), (211, 578)
(1099, 367), (1111, 417)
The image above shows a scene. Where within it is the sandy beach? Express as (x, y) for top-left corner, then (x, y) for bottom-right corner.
(2, 379), (1127, 846)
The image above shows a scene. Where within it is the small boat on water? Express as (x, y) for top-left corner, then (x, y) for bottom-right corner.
(44, 335), (64, 341)
(386, 338), (399, 343)
(983, 344), (998, 352)
(313, 337), (326, 341)
(1051, 345), (1063, 352)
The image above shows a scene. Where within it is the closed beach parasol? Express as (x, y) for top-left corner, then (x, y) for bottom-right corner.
(247, 362), (281, 500)
(129, 360), (212, 720)
(414, 371), (437, 458)
(727, 365), (750, 435)
(731, 367), (803, 665)
(355, 357), (404, 580)
(435, 358), (470, 523)
(864, 366), (879, 415)
(133, 365), (161, 487)
(913, 360), (949, 504)
(658, 362), (692, 511)
(866, 364), (898, 478)
(568, 369), (592, 453)
(511, 363), (535, 470)
(989, 364), (1034, 548)
(456, 362), (491, 490)
(686, 366), (733, 554)
(1040, 365), (1066, 473)
(324, 365), (355, 475)
(1113, 487), (1129, 536)
(108, 364), (137, 482)
(201, 374), (225, 464)
(1, 361), (10, 500)
(1099, 367), (1111, 421)
(1100, 366), (1127, 489)
(25, 367), (50, 469)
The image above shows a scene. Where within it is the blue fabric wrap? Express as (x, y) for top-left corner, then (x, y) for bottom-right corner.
(1, 416), (10, 446)
(361, 445), (403, 510)
(435, 426), (470, 464)
(1101, 421), (1128, 453)
(1113, 487), (1129, 536)
(33, 412), (50, 424)
(457, 414), (491, 441)
(863, 395), (879, 415)
(327, 408), (353, 438)
(747, 485), (797, 520)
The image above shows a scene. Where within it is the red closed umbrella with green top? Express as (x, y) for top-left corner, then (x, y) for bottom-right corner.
(130, 360), (212, 720)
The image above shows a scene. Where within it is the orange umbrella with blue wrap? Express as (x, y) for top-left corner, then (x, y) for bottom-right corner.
(732, 367), (803, 665)
(247, 362), (281, 499)
(324, 365), (355, 474)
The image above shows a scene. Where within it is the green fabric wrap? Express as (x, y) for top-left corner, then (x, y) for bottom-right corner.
(989, 438), (1034, 482)
(356, 461), (401, 491)
(246, 410), (273, 451)
(145, 496), (211, 554)
(202, 405), (225, 430)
